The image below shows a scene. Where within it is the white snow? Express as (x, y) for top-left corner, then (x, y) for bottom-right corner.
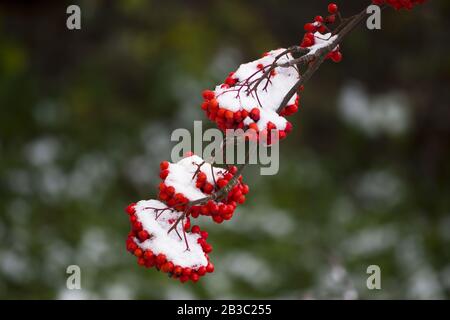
(134, 199), (208, 268)
(164, 155), (225, 201)
(307, 32), (338, 56)
(214, 49), (299, 130)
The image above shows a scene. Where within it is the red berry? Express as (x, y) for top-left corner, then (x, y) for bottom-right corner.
(161, 262), (174, 273)
(209, 203), (219, 215)
(285, 121), (293, 133)
(228, 165), (238, 175)
(250, 108), (260, 121)
(217, 179), (229, 189)
(197, 266), (206, 276)
(213, 215), (223, 223)
(174, 193), (187, 204)
(159, 169), (169, 179)
(223, 213), (233, 220)
(237, 195), (246, 204)
(326, 14), (336, 24)
(132, 221), (142, 231)
(225, 77), (237, 86)
(156, 253), (166, 265)
(184, 219), (191, 231)
(166, 186), (175, 196)
(206, 262), (215, 273)
(209, 99), (219, 110)
(248, 122), (259, 132)
(190, 273), (200, 283)
(197, 172), (207, 183)
(134, 248), (143, 257)
(217, 108), (225, 118)
(183, 267), (192, 276)
(202, 243), (212, 253)
(330, 51), (342, 63)
(314, 15), (324, 23)
(203, 183), (214, 194)
(232, 190), (242, 201)
(225, 110), (234, 120)
(160, 161), (169, 170)
(125, 203), (136, 215)
(138, 230), (150, 241)
(200, 206), (210, 216)
(202, 90), (215, 100)
(306, 33), (315, 41)
(287, 104), (298, 114)
(219, 205), (227, 216)
(127, 241), (137, 252)
(200, 230), (208, 240)
(304, 23), (316, 32)
(301, 37), (313, 48)
(174, 266), (183, 276)
(234, 111), (242, 121)
(144, 250), (153, 260)
(191, 225), (200, 233)
(328, 3), (338, 14)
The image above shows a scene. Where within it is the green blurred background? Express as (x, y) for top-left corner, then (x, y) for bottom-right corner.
(0, 0), (449, 299)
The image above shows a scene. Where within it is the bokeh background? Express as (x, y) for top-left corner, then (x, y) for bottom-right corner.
(0, 0), (449, 299)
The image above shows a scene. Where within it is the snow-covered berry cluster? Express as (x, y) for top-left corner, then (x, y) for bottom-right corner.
(372, 0), (427, 10)
(125, 200), (215, 283)
(201, 48), (297, 144)
(158, 155), (249, 224)
(201, 3), (347, 143)
(125, 155), (249, 282)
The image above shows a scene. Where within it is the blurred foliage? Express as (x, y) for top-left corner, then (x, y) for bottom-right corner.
(0, 0), (449, 299)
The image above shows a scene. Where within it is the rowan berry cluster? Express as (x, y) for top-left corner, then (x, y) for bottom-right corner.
(158, 156), (249, 224)
(125, 155), (249, 282)
(200, 48), (298, 145)
(126, 200), (215, 283)
(301, 3), (342, 62)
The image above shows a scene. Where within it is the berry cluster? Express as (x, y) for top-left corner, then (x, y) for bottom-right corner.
(301, 3), (342, 63)
(201, 89), (248, 131)
(125, 200), (215, 283)
(158, 155), (249, 224)
(201, 49), (299, 145)
(125, 155), (249, 282)
(372, 0), (427, 10)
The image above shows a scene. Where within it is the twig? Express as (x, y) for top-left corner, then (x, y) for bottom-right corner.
(276, 8), (369, 112)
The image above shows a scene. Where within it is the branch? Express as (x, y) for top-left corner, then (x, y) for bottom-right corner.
(276, 8), (369, 113)
(166, 4), (375, 247)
